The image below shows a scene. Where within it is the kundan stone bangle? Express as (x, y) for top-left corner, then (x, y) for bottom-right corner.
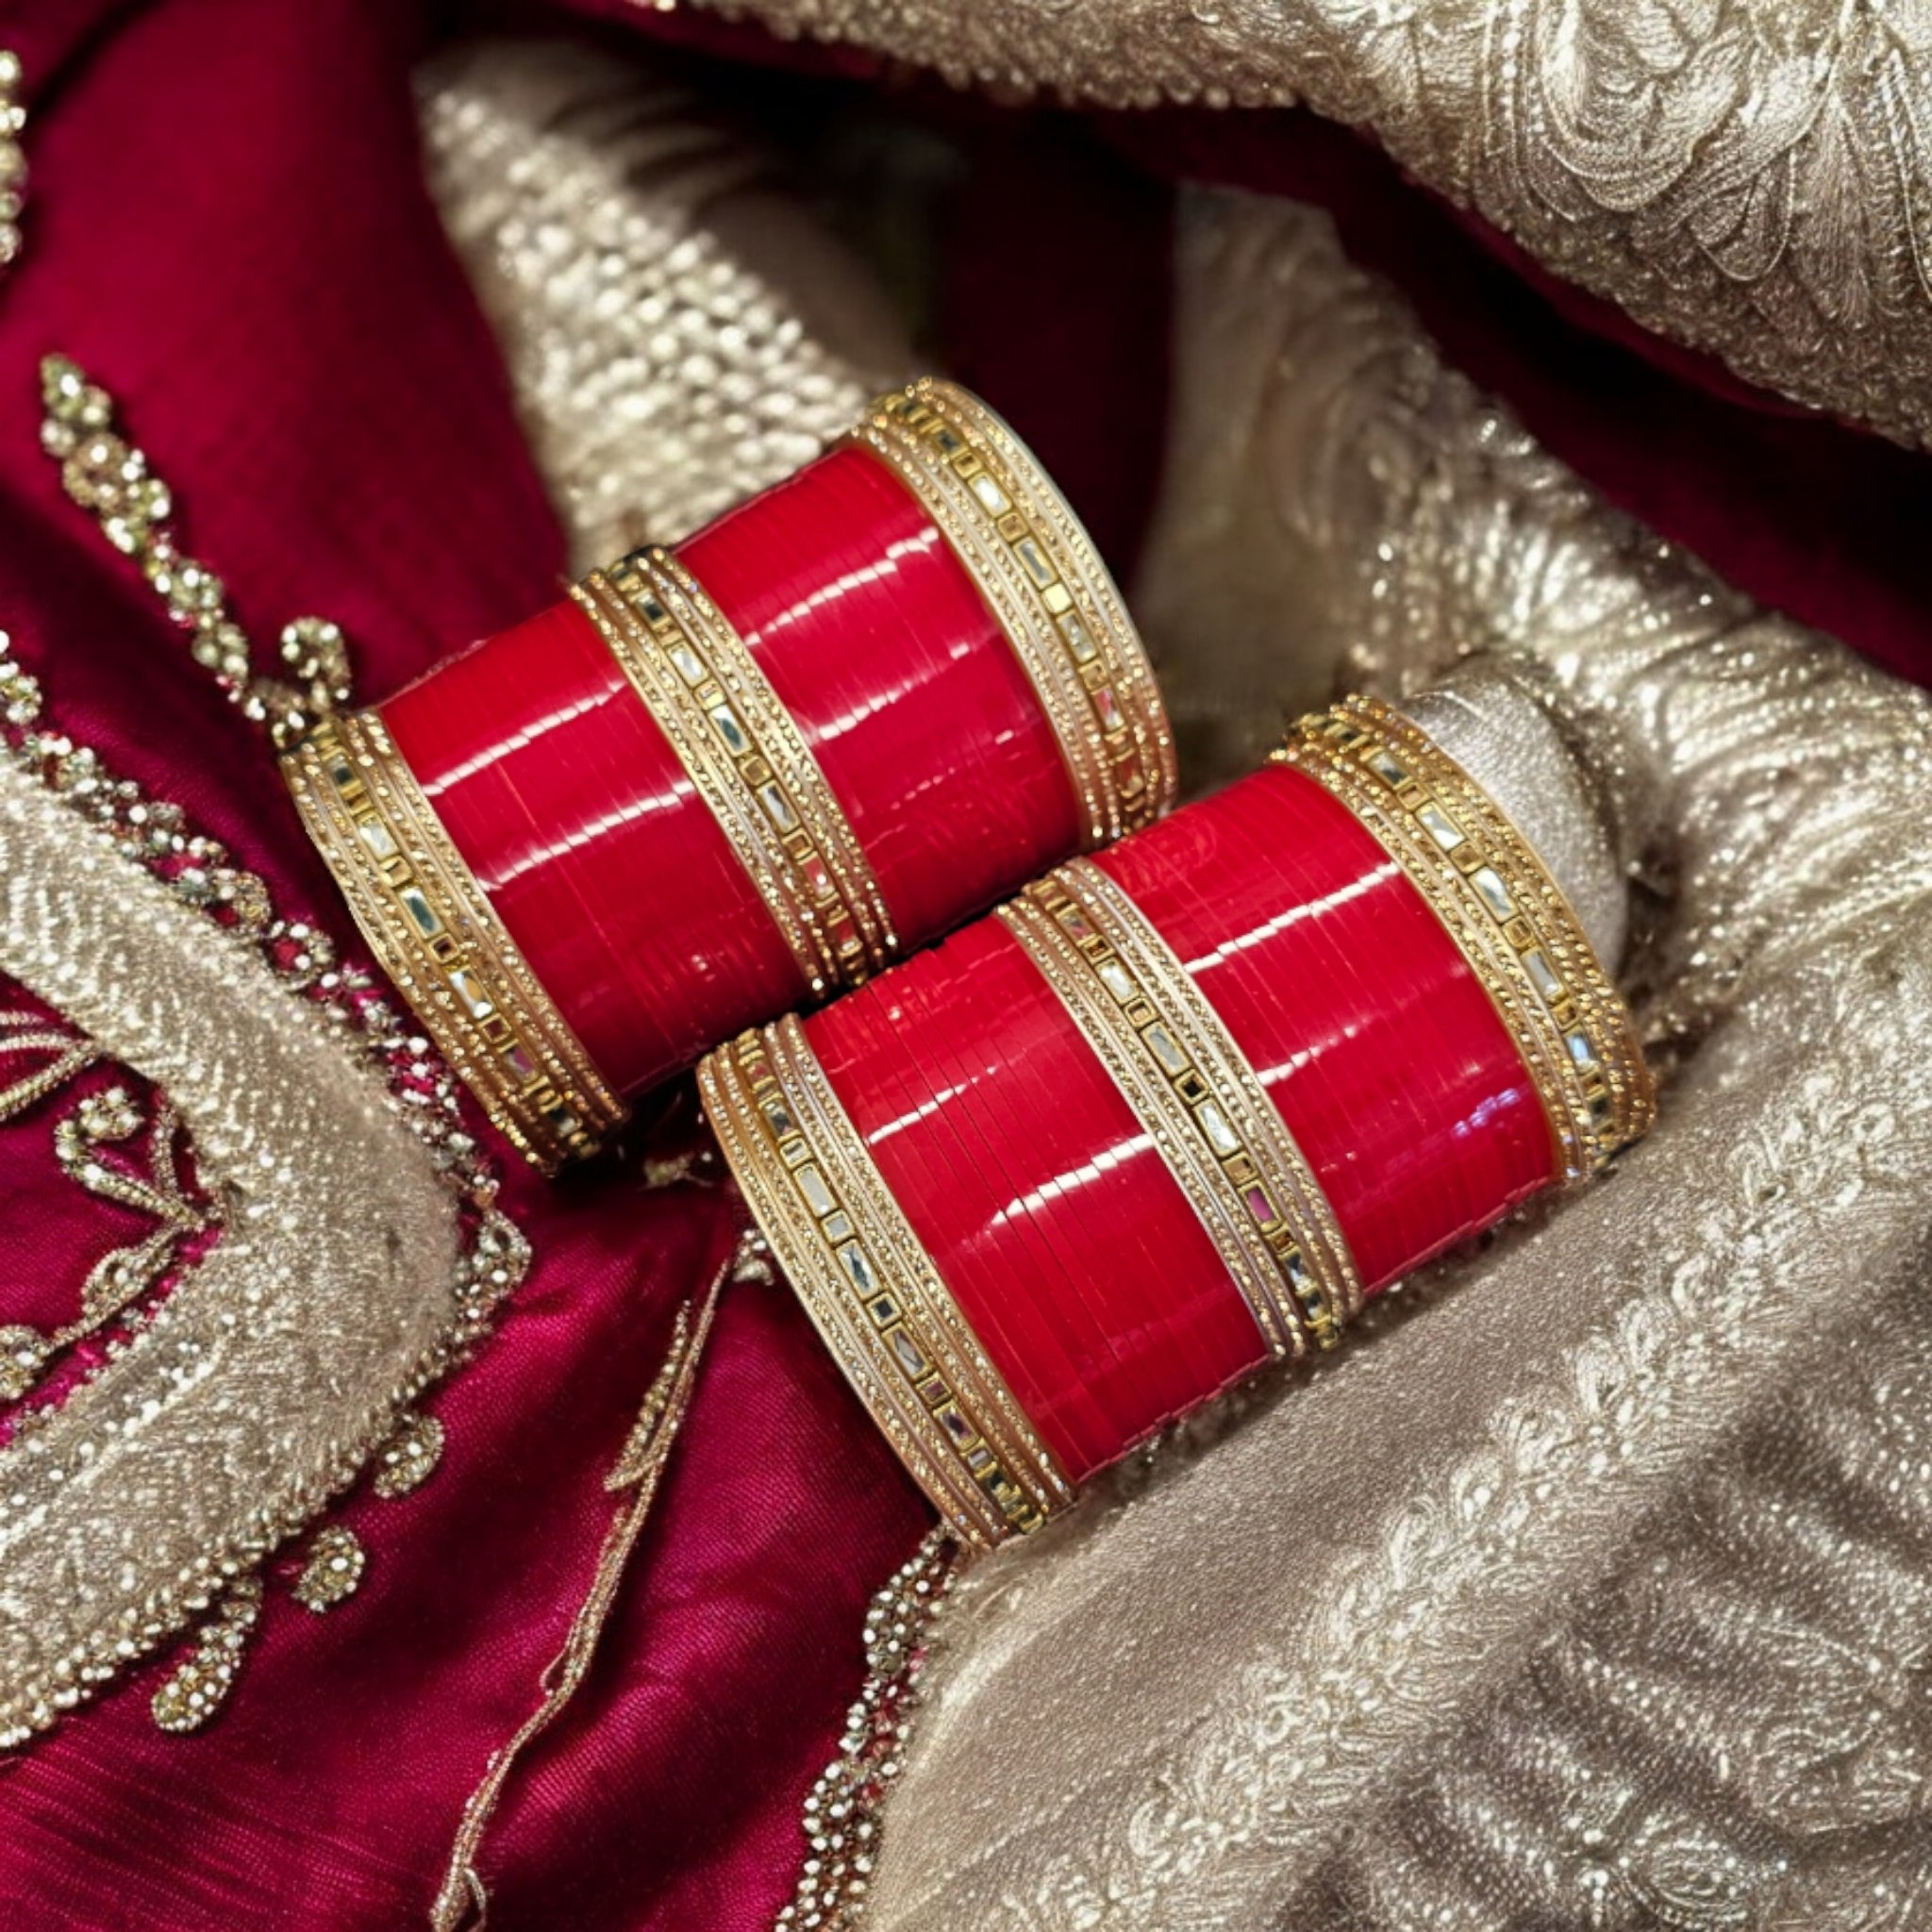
(701, 688), (1655, 1547)
(284, 379), (1175, 1172)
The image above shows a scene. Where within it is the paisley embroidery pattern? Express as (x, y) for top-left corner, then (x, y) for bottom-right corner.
(149, 1579), (263, 1737)
(689, 0), (1932, 452)
(291, 1526), (368, 1614)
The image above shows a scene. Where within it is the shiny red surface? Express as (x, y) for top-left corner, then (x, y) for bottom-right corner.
(1096, 762), (1557, 1290)
(383, 599), (799, 1095)
(682, 445), (1082, 944)
(808, 916), (1264, 1482)
(806, 759), (1560, 1481)
(382, 442), (1087, 1099)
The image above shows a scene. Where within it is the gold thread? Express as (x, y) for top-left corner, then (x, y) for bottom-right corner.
(0, 1079), (211, 1401)
(291, 1524), (367, 1614)
(0, 618), (532, 1750)
(576, 546), (895, 996)
(1274, 695), (1655, 1179)
(149, 1577), (263, 1736)
(1000, 860), (1359, 1355)
(850, 377), (1176, 849)
(280, 711), (625, 1173)
(700, 1017), (1072, 1548)
(431, 1255), (734, 1932)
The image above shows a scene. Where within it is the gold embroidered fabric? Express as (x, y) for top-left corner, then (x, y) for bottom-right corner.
(687, 0), (1932, 453)
(0, 747), (471, 1742)
(417, 38), (911, 570)
(854, 190), (1932, 1931)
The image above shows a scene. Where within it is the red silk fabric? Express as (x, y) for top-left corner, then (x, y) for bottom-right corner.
(384, 441), (1084, 1098)
(806, 761), (1557, 1482)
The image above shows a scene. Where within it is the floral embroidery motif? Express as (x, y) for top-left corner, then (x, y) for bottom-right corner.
(0, 623), (532, 1747)
(0, 1008), (95, 1125)
(39, 358), (352, 747)
(0, 1068), (213, 1402)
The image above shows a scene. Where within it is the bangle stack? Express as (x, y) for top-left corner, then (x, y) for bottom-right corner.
(702, 698), (1655, 1546)
(284, 379), (1174, 1171)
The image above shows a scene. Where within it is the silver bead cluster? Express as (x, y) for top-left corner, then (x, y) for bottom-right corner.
(776, 1531), (958, 1931)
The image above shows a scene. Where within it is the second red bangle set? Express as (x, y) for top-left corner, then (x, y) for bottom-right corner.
(284, 376), (1655, 1543)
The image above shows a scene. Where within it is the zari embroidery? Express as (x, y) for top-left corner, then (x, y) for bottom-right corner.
(0, 1009), (96, 1115)
(0, 624), (530, 1747)
(149, 1578), (264, 1736)
(0, 51), (24, 268)
(291, 1525), (368, 1613)
(430, 1250), (738, 1932)
(0, 1074), (213, 1401)
(371, 1409), (445, 1498)
(39, 358), (351, 748)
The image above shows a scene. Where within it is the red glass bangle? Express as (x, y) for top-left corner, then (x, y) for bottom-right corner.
(282, 378), (1176, 1171)
(1095, 760), (1557, 1289)
(699, 695), (1656, 1547)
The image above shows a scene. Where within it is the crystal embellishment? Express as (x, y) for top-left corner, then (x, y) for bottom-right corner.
(1143, 1023), (1189, 1077)
(1418, 802), (1465, 850)
(1471, 865), (1515, 920)
(795, 1163), (836, 1217)
(970, 472), (1009, 515)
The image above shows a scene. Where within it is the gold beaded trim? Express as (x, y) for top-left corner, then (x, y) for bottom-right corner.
(850, 378), (1176, 849)
(1274, 695), (1655, 1180)
(1000, 860), (1360, 1356)
(281, 711), (625, 1172)
(575, 547), (896, 996)
(0, 49), (25, 269)
(699, 1017), (1072, 1548)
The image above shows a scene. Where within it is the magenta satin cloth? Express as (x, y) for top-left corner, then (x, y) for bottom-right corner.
(3, 3), (1931, 1928)
(0, 4), (927, 1928)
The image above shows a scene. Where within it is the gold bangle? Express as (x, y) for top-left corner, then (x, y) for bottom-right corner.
(575, 547), (897, 997)
(1000, 860), (1360, 1355)
(280, 712), (626, 1173)
(699, 1018), (1073, 1549)
(1274, 695), (1655, 1179)
(849, 378), (1177, 849)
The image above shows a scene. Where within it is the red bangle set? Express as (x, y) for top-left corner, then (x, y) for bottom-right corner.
(282, 379), (1175, 1170)
(700, 697), (1654, 1547)
(279, 373), (1655, 1545)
